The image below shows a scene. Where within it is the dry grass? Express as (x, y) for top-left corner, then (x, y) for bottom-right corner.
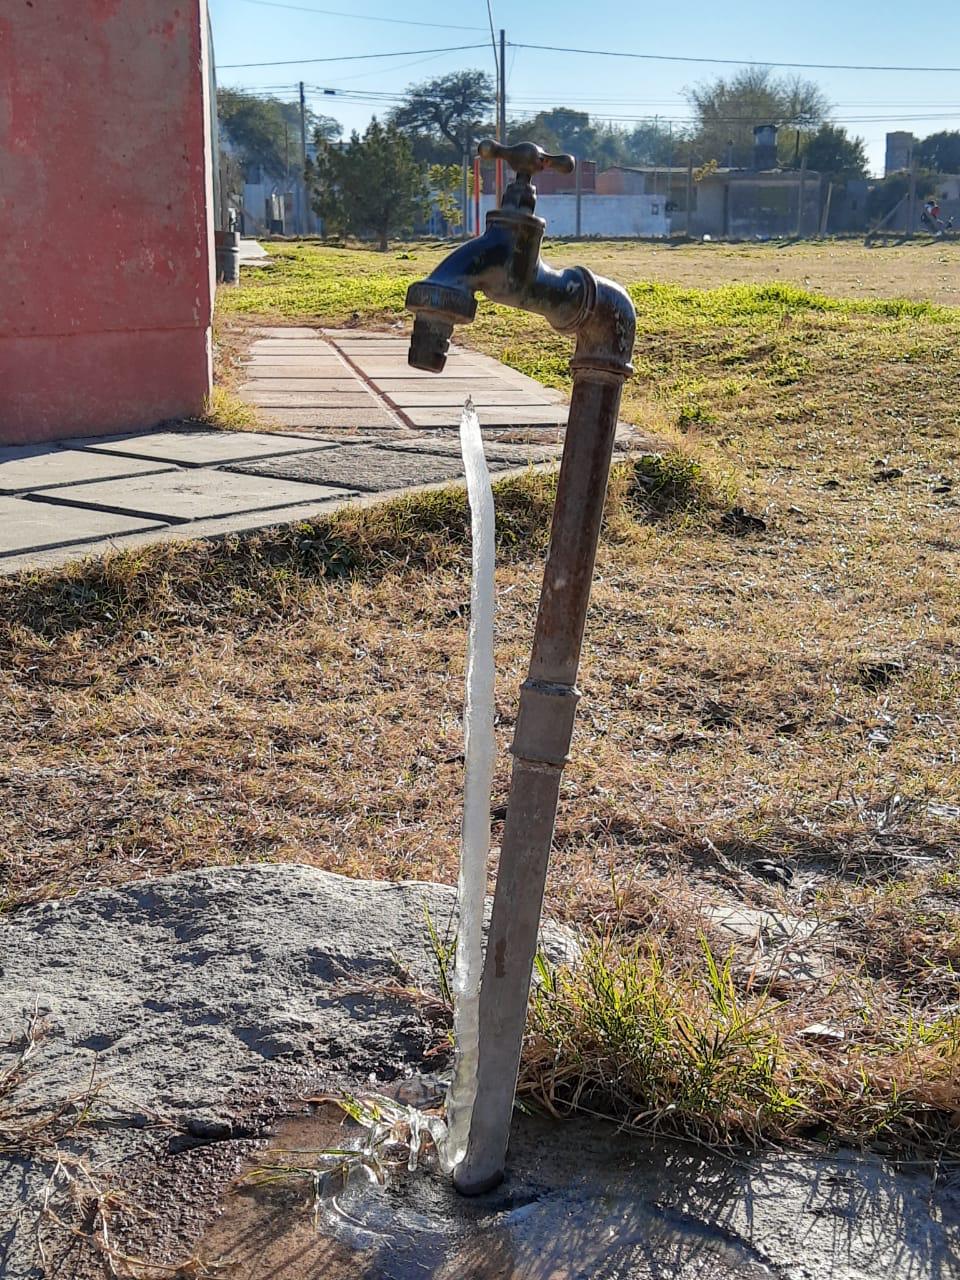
(3, 239), (960, 1159)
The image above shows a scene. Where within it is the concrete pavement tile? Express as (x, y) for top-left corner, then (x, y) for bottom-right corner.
(372, 378), (540, 395)
(255, 327), (319, 337)
(81, 430), (337, 468)
(0, 495), (166, 557)
(30, 470), (357, 524)
(239, 379), (372, 394)
(258, 408), (401, 429)
(249, 343), (336, 353)
(0, 448), (177, 494)
(326, 333), (405, 342)
(353, 365), (502, 381)
(226, 444), (526, 493)
(348, 361), (501, 379)
(386, 439), (562, 464)
(402, 406), (568, 428)
(385, 389), (556, 408)
(244, 355), (347, 367)
(243, 365), (350, 378)
(242, 391), (382, 408)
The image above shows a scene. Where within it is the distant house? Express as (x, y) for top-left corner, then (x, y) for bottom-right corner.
(477, 126), (824, 240)
(598, 128), (823, 239)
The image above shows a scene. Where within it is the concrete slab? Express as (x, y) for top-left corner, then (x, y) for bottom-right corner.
(386, 389), (554, 408)
(387, 439), (563, 465)
(403, 406), (568, 428)
(248, 343), (334, 353)
(0, 447), (176, 494)
(373, 378), (546, 395)
(246, 352), (335, 363)
(255, 327), (319, 338)
(0, 495), (166, 557)
(256, 407), (401, 430)
(31, 469), (356, 524)
(251, 333), (325, 342)
(239, 379), (373, 394)
(225, 443), (545, 493)
(346, 361), (500, 380)
(242, 364), (351, 378)
(238, 239), (269, 262)
(81, 430), (337, 468)
(242, 391), (383, 409)
(342, 364), (500, 381)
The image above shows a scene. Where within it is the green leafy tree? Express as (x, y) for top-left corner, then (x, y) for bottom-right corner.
(389, 71), (494, 162)
(428, 163), (474, 233)
(802, 124), (868, 180)
(626, 122), (680, 167)
(309, 119), (428, 250)
(916, 131), (960, 174)
(686, 67), (829, 167)
(507, 108), (635, 168)
(218, 87), (340, 178)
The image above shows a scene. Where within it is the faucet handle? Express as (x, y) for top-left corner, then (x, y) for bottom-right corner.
(478, 139), (575, 180)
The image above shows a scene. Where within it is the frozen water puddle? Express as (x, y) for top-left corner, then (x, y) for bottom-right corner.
(197, 1105), (774, 1279)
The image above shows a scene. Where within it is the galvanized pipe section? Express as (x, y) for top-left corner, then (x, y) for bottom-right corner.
(453, 370), (628, 1195)
(405, 138), (636, 1196)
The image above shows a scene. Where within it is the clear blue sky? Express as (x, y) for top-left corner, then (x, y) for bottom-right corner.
(208, 0), (960, 175)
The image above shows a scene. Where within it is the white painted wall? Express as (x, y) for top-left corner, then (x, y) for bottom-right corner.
(479, 192), (669, 238)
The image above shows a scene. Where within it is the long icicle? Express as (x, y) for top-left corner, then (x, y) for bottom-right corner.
(444, 396), (496, 1172)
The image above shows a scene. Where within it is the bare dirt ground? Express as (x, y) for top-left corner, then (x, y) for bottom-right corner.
(546, 237), (960, 306)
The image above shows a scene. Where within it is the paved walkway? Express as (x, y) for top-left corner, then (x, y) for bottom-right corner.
(0, 327), (577, 575)
(240, 327), (569, 433)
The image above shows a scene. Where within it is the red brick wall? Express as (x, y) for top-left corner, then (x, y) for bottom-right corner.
(0, 1), (215, 444)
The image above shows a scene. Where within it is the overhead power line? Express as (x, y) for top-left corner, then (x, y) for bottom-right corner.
(510, 41), (960, 74)
(220, 42), (488, 68)
(237, 0), (485, 29)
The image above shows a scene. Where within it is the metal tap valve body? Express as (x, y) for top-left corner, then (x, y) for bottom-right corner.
(406, 139), (611, 375)
(405, 141), (636, 1196)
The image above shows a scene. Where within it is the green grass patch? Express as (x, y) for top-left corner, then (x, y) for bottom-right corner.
(523, 934), (960, 1155)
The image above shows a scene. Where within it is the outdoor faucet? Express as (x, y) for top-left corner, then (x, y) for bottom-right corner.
(407, 139), (634, 379)
(406, 141), (637, 1197)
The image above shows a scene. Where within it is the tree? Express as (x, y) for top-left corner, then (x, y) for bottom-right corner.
(217, 87), (340, 179)
(389, 71), (494, 162)
(916, 131), (960, 174)
(309, 119), (427, 250)
(803, 124), (868, 181)
(626, 122), (679, 167)
(428, 164), (474, 233)
(686, 67), (829, 167)
(506, 108), (632, 168)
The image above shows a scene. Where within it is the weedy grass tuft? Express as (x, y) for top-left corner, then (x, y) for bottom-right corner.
(521, 933), (960, 1157)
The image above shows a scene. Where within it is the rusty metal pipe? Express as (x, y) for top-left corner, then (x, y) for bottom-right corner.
(405, 139), (636, 1196)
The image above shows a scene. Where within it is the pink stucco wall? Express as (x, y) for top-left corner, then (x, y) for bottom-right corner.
(0, 1), (215, 444)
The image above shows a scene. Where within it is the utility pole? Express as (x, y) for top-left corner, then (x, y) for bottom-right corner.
(907, 160), (917, 237)
(299, 80), (308, 236)
(575, 152), (582, 237)
(462, 141), (470, 238)
(496, 29), (506, 204)
(685, 154), (694, 238)
(795, 157), (807, 239)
